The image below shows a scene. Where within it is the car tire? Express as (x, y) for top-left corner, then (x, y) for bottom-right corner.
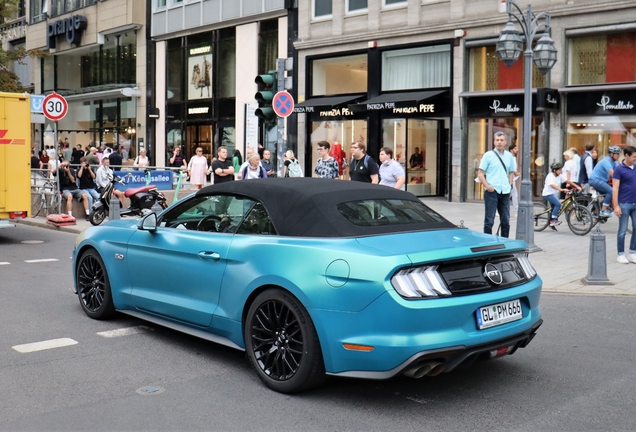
(245, 289), (326, 393)
(76, 249), (116, 320)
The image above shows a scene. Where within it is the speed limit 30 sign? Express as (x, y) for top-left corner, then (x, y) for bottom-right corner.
(42, 92), (69, 122)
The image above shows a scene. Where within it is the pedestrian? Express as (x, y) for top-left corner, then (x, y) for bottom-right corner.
(569, 147), (581, 168)
(509, 143), (520, 217)
(31, 149), (43, 170)
(589, 146), (621, 217)
(611, 145), (636, 264)
(476, 132), (516, 237)
(133, 149), (150, 167)
(211, 145), (235, 184)
(542, 162), (581, 229)
(86, 147), (100, 167)
(56, 160), (90, 219)
(261, 149), (276, 177)
(579, 142), (595, 193)
(187, 146), (210, 189)
(240, 153), (267, 179)
(95, 156), (125, 206)
(169, 146), (187, 170)
(562, 149), (579, 198)
(71, 144), (84, 165)
(77, 156), (100, 213)
(109, 145), (123, 167)
(39, 149), (50, 172)
(284, 150), (303, 178)
(409, 147), (424, 169)
(314, 141), (339, 179)
(348, 141), (379, 184)
(232, 149), (243, 174)
(62, 140), (73, 163)
(378, 147), (405, 190)
(237, 146), (254, 179)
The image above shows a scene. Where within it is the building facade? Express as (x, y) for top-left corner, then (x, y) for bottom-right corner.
(294, 0), (636, 201)
(148, 0), (292, 168)
(26, 0), (147, 162)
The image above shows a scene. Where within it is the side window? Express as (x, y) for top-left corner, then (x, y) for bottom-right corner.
(158, 194), (256, 233)
(236, 201), (278, 235)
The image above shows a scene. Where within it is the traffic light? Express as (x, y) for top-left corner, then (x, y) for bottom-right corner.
(254, 71), (277, 122)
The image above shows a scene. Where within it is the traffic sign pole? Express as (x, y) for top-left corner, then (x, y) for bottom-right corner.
(42, 92), (69, 214)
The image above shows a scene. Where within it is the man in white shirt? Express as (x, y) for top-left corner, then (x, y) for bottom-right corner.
(95, 156), (124, 206)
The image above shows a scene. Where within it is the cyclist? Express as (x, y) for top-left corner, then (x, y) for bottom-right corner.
(589, 145), (621, 217)
(542, 162), (582, 228)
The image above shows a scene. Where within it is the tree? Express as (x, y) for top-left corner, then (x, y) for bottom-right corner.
(0, 0), (45, 92)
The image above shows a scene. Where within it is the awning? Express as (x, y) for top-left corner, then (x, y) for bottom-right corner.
(353, 90), (446, 110)
(294, 94), (365, 113)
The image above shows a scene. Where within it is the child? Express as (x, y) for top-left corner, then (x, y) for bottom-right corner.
(542, 161), (581, 228)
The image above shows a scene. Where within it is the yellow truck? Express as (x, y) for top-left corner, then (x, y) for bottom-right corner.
(0, 92), (31, 227)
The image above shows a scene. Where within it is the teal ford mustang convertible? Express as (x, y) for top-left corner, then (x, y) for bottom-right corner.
(73, 178), (542, 393)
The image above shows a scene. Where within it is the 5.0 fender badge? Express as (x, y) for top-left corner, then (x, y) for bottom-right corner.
(484, 263), (503, 285)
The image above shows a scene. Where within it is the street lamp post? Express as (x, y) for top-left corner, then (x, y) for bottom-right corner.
(496, 0), (557, 251)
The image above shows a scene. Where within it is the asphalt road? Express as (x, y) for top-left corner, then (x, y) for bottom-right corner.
(1, 224), (635, 431)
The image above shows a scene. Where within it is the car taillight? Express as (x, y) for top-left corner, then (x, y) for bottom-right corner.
(516, 253), (537, 279)
(391, 265), (451, 299)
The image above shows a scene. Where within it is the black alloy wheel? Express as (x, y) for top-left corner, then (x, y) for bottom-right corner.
(76, 249), (115, 319)
(89, 208), (106, 226)
(245, 289), (325, 393)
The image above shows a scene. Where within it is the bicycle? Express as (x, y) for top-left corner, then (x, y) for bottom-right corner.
(32, 179), (62, 217)
(574, 191), (632, 234)
(532, 190), (594, 235)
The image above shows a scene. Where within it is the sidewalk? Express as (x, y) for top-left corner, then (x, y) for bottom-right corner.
(17, 198), (636, 296)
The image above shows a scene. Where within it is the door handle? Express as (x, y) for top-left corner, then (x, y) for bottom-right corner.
(198, 251), (221, 260)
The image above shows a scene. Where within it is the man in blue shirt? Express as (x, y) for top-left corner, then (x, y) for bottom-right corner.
(589, 146), (621, 217)
(477, 132), (516, 237)
(612, 146), (636, 264)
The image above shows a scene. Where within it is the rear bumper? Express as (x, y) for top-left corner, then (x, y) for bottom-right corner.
(327, 319), (542, 379)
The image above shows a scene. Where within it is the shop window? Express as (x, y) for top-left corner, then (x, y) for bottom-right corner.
(567, 117), (636, 157)
(42, 56), (55, 92)
(347, 0), (367, 13)
(311, 54), (368, 96)
(382, 45), (450, 91)
(187, 46), (212, 100)
(310, 119), (368, 180)
(569, 33), (636, 85)
(313, 0), (332, 18)
(75, 33), (137, 89)
(469, 45), (545, 91)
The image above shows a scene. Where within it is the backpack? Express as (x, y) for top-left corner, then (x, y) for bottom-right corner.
(288, 159), (303, 178)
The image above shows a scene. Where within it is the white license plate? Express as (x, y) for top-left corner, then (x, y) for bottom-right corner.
(476, 299), (523, 330)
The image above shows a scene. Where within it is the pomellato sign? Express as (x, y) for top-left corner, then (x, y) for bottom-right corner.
(567, 90), (636, 116)
(47, 15), (87, 49)
(489, 99), (520, 114)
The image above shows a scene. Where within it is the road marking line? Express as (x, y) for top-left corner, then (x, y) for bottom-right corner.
(24, 259), (59, 263)
(12, 338), (78, 353)
(97, 326), (153, 338)
(0, 262), (10, 266)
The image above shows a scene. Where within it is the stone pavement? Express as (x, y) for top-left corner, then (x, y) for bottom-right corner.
(16, 198), (636, 296)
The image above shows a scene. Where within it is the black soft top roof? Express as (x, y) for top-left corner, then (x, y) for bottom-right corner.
(196, 178), (453, 237)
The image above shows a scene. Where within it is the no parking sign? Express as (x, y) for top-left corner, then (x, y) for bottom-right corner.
(272, 91), (294, 118)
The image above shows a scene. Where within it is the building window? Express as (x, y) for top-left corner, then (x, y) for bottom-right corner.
(51, 0), (98, 18)
(166, 39), (183, 102)
(311, 54), (368, 96)
(258, 19), (278, 75)
(218, 28), (236, 99)
(313, 0), (332, 18)
(347, 0), (368, 13)
(382, 45), (451, 91)
(568, 32), (636, 85)
(468, 45), (545, 91)
(30, 0), (48, 23)
(157, 0), (167, 7)
(384, 0), (406, 7)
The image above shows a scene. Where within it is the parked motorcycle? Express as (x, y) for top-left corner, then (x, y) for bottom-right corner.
(89, 174), (168, 226)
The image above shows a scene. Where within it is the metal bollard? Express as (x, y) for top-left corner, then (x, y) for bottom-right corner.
(109, 196), (121, 221)
(582, 225), (613, 285)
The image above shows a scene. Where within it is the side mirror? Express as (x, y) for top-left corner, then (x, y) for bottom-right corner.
(138, 213), (157, 231)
